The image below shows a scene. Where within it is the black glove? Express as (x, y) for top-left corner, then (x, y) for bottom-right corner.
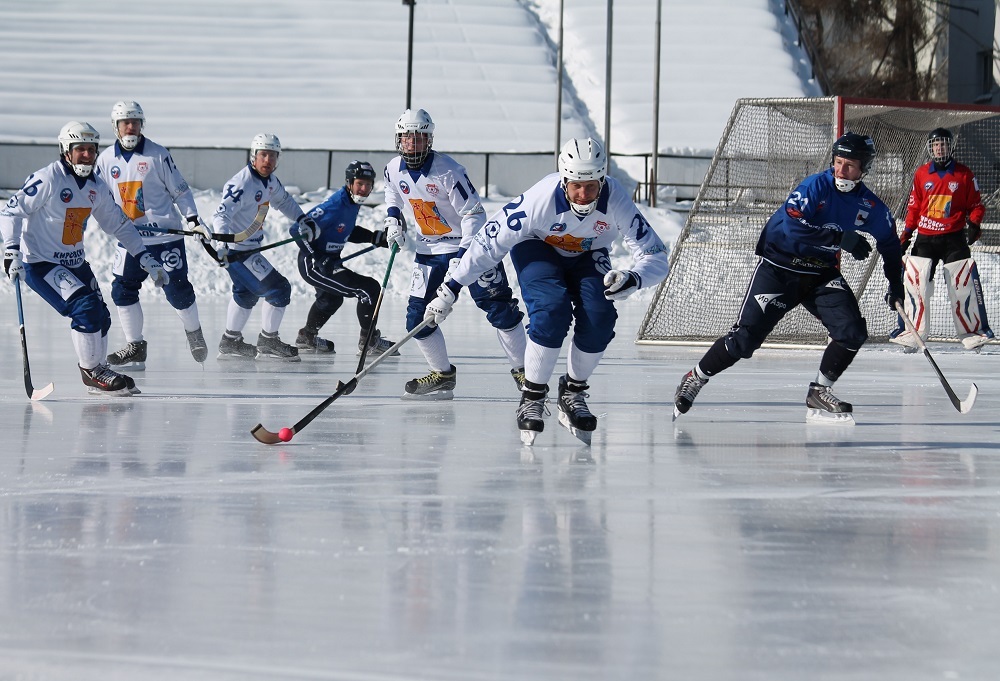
(840, 231), (872, 261)
(884, 280), (905, 312)
(371, 228), (389, 248)
(967, 221), (981, 245)
(318, 255), (342, 272)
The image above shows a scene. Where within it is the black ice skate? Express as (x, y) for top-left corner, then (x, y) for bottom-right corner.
(510, 367), (526, 392)
(358, 329), (399, 358)
(805, 382), (855, 424)
(107, 339), (147, 370)
(402, 365), (457, 400)
(218, 331), (258, 360)
(557, 375), (597, 446)
(80, 364), (133, 397)
(257, 332), (301, 362)
(297, 327), (335, 354)
(673, 369), (708, 420)
(516, 381), (549, 446)
(186, 327), (208, 363)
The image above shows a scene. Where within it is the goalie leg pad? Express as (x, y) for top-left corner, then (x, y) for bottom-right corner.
(943, 257), (993, 349)
(891, 255), (933, 348)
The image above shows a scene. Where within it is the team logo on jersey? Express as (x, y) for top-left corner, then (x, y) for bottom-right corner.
(399, 180), (411, 195)
(860, 198), (873, 208)
(159, 247), (183, 271)
(854, 210), (868, 227)
(754, 293), (786, 312)
(110, 166), (121, 179)
(549, 222), (566, 232)
(335, 222), (347, 233)
(254, 191), (263, 202)
(924, 181), (934, 191)
(594, 220), (610, 235)
(825, 277), (846, 291)
(484, 219), (501, 238)
(426, 183), (439, 196)
(136, 162), (149, 176)
(948, 182), (959, 192)
(60, 188), (73, 203)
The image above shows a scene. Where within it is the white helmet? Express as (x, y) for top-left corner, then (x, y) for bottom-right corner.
(395, 108), (434, 168)
(558, 137), (607, 216)
(251, 132), (281, 157)
(111, 100), (145, 150)
(58, 121), (100, 177)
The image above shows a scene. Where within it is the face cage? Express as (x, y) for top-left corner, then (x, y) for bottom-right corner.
(396, 132), (432, 168)
(927, 137), (953, 164)
(561, 177), (606, 216)
(115, 119), (143, 150)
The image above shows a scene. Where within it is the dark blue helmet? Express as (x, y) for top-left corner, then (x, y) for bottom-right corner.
(831, 132), (876, 173)
(346, 160), (376, 184)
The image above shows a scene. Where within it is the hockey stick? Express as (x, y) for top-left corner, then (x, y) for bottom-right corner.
(353, 242), (399, 376)
(144, 224), (259, 243)
(894, 301), (978, 413)
(13, 279), (54, 401)
(250, 317), (434, 445)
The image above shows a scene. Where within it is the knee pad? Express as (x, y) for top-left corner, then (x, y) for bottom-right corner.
(233, 288), (260, 309)
(725, 326), (766, 359)
(526, 304), (572, 348)
(164, 278), (197, 311)
(111, 276), (142, 307)
(478, 298), (524, 331)
(314, 291), (344, 316)
(67, 290), (112, 335)
(263, 278), (292, 308)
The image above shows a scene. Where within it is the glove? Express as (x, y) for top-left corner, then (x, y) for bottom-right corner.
(885, 280), (904, 312)
(139, 251), (170, 288)
(424, 283), (458, 327)
(296, 216), (320, 242)
(187, 216), (212, 244)
(899, 228), (914, 252)
(3, 247), (24, 282)
(840, 230), (872, 261)
(603, 269), (640, 301)
(371, 228), (389, 248)
(967, 221), (981, 246)
(445, 256), (462, 282)
(318, 255), (343, 272)
(384, 216), (405, 249)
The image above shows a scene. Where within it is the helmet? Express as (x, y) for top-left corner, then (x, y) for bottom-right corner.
(58, 121), (100, 177)
(395, 108), (434, 168)
(926, 127), (954, 165)
(251, 133), (281, 157)
(558, 137), (607, 216)
(831, 132), (876, 173)
(345, 160), (376, 184)
(111, 100), (145, 150)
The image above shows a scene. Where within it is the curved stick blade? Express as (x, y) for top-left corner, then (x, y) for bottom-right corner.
(959, 383), (978, 414)
(250, 423), (284, 445)
(31, 383), (55, 401)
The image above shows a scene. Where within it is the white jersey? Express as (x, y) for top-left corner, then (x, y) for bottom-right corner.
(383, 151), (486, 255)
(95, 138), (198, 245)
(452, 173), (670, 290)
(211, 164), (303, 253)
(0, 160), (145, 267)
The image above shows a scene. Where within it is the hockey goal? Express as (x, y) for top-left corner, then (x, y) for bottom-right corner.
(637, 96), (1000, 346)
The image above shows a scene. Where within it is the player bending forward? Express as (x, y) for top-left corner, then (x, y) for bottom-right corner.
(424, 137), (669, 445)
(672, 133), (904, 424)
(1, 122), (169, 396)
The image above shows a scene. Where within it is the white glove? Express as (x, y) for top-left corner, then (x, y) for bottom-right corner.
(297, 215), (320, 242)
(187, 216), (212, 244)
(139, 252), (170, 288)
(424, 284), (458, 327)
(603, 269), (639, 301)
(4, 248), (24, 282)
(445, 256), (462, 282)
(384, 216), (405, 249)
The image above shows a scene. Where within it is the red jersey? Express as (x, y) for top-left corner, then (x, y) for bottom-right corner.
(905, 160), (985, 236)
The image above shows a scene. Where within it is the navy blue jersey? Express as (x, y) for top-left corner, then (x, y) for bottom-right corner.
(757, 167), (902, 285)
(296, 186), (373, 257)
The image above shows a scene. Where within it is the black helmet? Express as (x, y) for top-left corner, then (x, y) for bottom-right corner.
(346, 160), (376, 184)
(831, 132), (877, 173)
(926, 127), (953, 164)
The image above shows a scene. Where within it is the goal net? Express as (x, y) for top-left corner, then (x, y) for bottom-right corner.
(638, 96), (1000, 346)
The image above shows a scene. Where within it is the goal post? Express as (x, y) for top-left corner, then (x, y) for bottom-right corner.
(637, 96), (1000, 346)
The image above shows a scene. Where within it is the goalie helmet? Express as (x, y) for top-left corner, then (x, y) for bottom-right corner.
(395, 109), (434, 168)
(111, 100), (145, 150)
(58, 121), (100, 177)
(926, 127), (954, 165)
(558, 137), (607, 217)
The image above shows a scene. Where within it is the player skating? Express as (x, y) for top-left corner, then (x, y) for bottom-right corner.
(423, 137), (669, 445)
(211, 133), (319, 362)
(294, 160), (398, 356)
(382, 108), (526, 399)
(1, 121), (169, 396)
(96, 101), (210, 369)
(671, 133), (904, 424)
(891, 127), (993, 352)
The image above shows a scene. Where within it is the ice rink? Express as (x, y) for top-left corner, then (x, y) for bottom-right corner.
(2, 291), (999, 680)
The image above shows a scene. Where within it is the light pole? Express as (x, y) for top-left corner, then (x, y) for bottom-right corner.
(403, 0), (416, 109)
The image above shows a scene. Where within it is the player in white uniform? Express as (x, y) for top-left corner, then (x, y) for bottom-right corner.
(211, 133), (319, 361)
(96, 101), (209, 368)
(1, 122), (169, 396)
(425, 138), (669, 445)
(382, 109), (526, 399)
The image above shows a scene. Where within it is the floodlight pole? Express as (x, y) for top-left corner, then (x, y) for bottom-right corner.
(555, 0), (564, 165)
(604, 0), (613, 152)
(650, 0), (662, 207)
(403, 0), (416, 109)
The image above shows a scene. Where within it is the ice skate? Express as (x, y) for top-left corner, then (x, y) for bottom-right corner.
(297, 327), (335, 354)
(673, 369), (708, 419)
(357, 329), (399, 358)
(402, 365), (457, 400)
(510, 367), (526, 392)
(186, 327), (208, 363)
(959, 332), (992, 353)
(557, 375), (597, 446)
(107, 339), (147, 370)
(218, 332), (258, 360)
(888, 330), (920, 353)
(80, 364), (133, 397)
(257, 332), (301, 362)
(805, 382), (855, 424)
(516, 381), (549, 446)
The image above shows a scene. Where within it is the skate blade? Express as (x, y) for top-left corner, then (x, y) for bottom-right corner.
(558, 412), (593, 446)
(806, 408), (855, 424)
(401, 389), (454, 401)
(109, 361), (145, 371)
(520, 429), (539, 446)
(256, 353), (302, 363)
(217, 351), (258, 360)
(86, 386), (134, 397)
